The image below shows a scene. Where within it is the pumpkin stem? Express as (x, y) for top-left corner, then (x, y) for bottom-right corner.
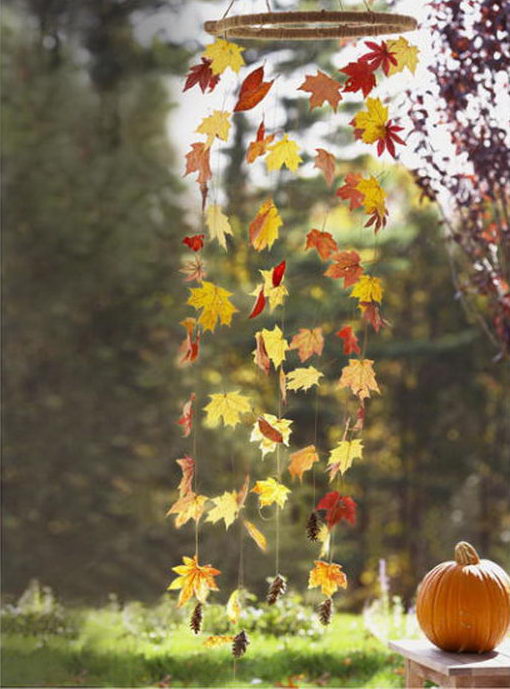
(455, 541), (480, 565)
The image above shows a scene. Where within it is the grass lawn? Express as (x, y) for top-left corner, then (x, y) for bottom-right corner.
(1, 608), (404, 688)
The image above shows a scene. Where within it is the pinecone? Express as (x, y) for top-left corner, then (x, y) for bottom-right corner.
(190, 602), (203, 634)
(306, 511), (321, 542)
(266, 574), (287, 605)
(318, 598), (333, 626)
(232, 630), (250, 658)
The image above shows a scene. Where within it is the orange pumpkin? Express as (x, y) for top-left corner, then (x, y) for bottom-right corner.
(416, 541), (510, 653)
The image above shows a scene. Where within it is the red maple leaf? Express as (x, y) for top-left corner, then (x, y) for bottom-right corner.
(258, 417), (283, 444)
(324, 250), (363, 288)
(316, 491), (357, 528)
(183, 58), (220, 94)
(352, 119), (406, 159)
(358, 41), (398, 76)
(377, 120), (406, 158)
(305, 229), (338, 260)
(249, 288), (266, 319)
(365, 208), (388, 233)
(336, 173), (364, 210)
(272, 260), (286, 286)
(182, 234), (205, 252)
(234, 66), (274, 112)
(336, 326), (361, 355)
(339, 61), (377, 98)
(360, 302), (389, 333)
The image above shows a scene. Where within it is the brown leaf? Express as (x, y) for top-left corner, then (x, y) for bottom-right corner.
(314, 148), (336, 187)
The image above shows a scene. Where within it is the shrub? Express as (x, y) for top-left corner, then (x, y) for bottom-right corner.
(1, 579), (80, 638)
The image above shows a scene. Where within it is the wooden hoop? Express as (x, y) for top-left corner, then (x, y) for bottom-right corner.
(204, 10), (417, 41)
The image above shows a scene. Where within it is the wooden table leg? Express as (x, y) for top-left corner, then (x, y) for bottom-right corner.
(405, 659), (425, 688)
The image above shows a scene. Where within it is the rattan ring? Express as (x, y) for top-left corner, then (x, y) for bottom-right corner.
(204, 10), (418, 41)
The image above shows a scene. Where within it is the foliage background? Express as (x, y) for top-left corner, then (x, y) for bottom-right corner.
(2, 0), (509, 611)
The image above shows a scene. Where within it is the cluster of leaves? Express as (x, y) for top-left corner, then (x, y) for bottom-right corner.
(407, 0), (510, 358)
(169, 30), (420, 645)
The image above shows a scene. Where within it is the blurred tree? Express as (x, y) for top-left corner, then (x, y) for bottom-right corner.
(408, 0), (510, 359)
(1, 1), (191, 600)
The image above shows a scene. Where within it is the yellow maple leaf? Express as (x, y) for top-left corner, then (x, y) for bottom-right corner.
(387, 36), (420, 75)
(166, 492), (209, 528)
(260, 325), (289, 369)
(286, 366), (323, 392)
(265, 134), (303, 172)
(288, 445), (320, 482)
(168, 555), (220, 607)
(328, 439), (363, 480)
(260, 269), (288, 310)
(196, 110), (231, 148)
(308, 560), (347, 597)
(243, 519), (267, 551)
(350, 275), (383, 304)
(351, 98), (388, 145)
(206, 491), (240, 529)
(249, 199), (283, 251)
(203, 391), (251, 428)
(356, 177), (387, 219)
(338, 358), (380, 400)
(203, 38), (245, 75)
(289, 327), (324, 363)
(252, 477), (291, 508)
(318, 524), (331, 557)
(203, 635), (234, 648)
(250, 413), (292, 457)
(188, 280), (238, 332)
(206, 204), (233, 250)
(226, 589), (241, 625)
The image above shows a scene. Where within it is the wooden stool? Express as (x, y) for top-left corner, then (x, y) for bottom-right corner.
(389, 639), (510, 688)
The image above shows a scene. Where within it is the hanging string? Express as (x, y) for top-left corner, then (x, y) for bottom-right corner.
(192, 385), (200, 560)
(275, 301), (285, 576)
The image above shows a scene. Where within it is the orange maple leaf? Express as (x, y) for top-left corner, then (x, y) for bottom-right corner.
(308, 560), (347, 597)
(289, 328), (324, 363)
(336, 173), (364, 210)
(253, 331), (270, 375)
(338, 358), (380, 400)
(298, 71), (343, 111)
(246, 120), (275, 164)
(166, 492), (208, 528)
(168, 555), (220, 606)
(176, 456), (195, 497)
(180, 256), (207, 283)
(288, 445), (320, 482)
(234, 66), (274, 112)
(249, 199), (283, 251)
(324, 251), (363, 288)
(184, 142), (212, 209)
(314, 148), (336, 187)
(177, 394), (195, 438)
(305, 229), (338, 260)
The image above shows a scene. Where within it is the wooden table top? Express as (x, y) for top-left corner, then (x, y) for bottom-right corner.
(388, 639), (510, 677)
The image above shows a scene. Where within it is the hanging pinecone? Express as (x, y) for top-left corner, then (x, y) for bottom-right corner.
(266, 574), (287, 605)
(190, 602), (203, 634)
(306, 511), (321, 542)
(318, 598), (333, 626)
(232, 630), (250, 658)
